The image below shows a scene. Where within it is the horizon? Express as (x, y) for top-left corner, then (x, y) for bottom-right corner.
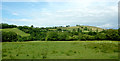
(1, 22), (119, 29)
(1, 0), (119, 29)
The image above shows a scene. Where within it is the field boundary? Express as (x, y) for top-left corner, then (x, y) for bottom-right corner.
(1, 59), (119, 61)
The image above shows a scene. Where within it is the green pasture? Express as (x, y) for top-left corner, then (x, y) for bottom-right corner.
(59, 26), (104, 32)
(2, 41), (119, 59)
(0, 28), (30, 37)
(0, 43), (2, 60)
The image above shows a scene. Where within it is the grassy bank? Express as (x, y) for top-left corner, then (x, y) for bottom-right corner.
(0, 28), (30, 37)
(2, 41), (119, 59)
(0, 43), (2, 60)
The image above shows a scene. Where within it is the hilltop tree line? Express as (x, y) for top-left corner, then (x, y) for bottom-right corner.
(1, 23), (120, 42)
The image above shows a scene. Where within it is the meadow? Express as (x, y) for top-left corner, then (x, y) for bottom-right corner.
(0, 43), (2, 60)
(2, 41), (119, 59)
(0, 28), (30, 37)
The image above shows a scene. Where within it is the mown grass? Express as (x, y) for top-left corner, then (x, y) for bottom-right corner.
(0, 28), (30, 37)
(2, 41), (119, 59)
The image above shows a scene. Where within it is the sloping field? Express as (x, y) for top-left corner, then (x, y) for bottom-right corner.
(0, 28), (30, 37)
(2, 41), (119, 59)
(57, 26), (104, 32)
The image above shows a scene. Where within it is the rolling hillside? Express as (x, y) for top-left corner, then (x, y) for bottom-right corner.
(0, 28), (30, 37)
(56, 26), (104, 32)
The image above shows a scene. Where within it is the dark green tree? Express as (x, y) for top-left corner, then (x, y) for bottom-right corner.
(84, 27), (88, 31)
(2, 31), (18, 42)
(31, 25), (34, 28)
(46, 32), (58, 41)
(105, 29), (119, 40)
(66, 25), (70, 27)
(77, 28), (80, 32)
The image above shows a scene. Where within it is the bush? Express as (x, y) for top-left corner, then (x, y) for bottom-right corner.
(95, 33), (107, 40)
(46, 31), (58, 41)
(81, 34), (95, 40)
(88, 31), (97, 35)
(57, 32), (68, 41)
(1, 23), (17, 29)
(2, 31), (18, 42)
(105, 29), (119, 40)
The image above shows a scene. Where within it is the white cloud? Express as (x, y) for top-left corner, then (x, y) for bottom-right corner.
(41, 12), (52, 16)
(3, 0), (119, 2)
(3, 18), (32, 22)
(12, 12), (19, 16)
(26, 1), (118, 28)
(2, 1), (118, 28)
(97, 24), (118, 29)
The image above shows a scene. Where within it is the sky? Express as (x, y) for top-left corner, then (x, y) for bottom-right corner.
(1, 0), (119, 29)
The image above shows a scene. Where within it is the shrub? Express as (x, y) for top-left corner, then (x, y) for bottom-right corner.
(2, 31), (18, 42)
(81, 34), (95, 40)
(46, 31), (58, 41)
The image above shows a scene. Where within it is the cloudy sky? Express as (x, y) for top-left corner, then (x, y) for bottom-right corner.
(2, 0), (119, 29)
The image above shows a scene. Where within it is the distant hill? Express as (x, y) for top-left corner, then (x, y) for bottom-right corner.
(56, 26), (104, 32)
(0, 28), (30, 37)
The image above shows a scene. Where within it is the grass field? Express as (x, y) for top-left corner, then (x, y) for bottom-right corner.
(0, 43), (2, 60)
(58, 26), (104, 32)
(2, 41), (119, 59)
(0, 28), (30, 37)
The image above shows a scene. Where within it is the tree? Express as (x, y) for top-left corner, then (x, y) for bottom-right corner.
(96, 33), (107, 40)
(54, 27), (57, 29)
(81, 34), (95, 40)
(77, 28), (80, 32)
(84, 27), (88, 31)
(72, 29), (76, 32)
(88, 31), (97, 35)
(2, 31), (18, 42)
(0, 24), (2, 29)
(118, 28), (120, 35)
(80, 30), (82, 33)
(46, 32), (58, 41)
(31, 25), (34, 28)
(105, 29), (119, 40)
(76, 25), (80, 26)
(58, 32), (68, 41)
(57, 29), (62, 31)
(72, 32), (78, 35)
(1, 23), (17, 29)
(66, 25), (70, 27)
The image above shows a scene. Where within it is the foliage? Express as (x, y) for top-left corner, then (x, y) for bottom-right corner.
(46, 32), (58, 41)
(0, 23), (17, 29)
(95, 33), (107, 40)
(1, 28), (30, 37)
(81, 34), (95, 40)
(2, 31), (18, 42)
(88, 31), (97, 35)
(105, 29), (119, 40)
(57, 32), (69, 41)
(1, 23), (120, 42)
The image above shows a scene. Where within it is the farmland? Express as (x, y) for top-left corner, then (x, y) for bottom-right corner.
(0, 28), (30, 37)
(2, 41), (119, 59)
(1, 23), (120, 59)
(1, 1), (120, 60)
(0, 43), (1, 60)
(1, 23), (120, 42)
(58, 25), (104, 32)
